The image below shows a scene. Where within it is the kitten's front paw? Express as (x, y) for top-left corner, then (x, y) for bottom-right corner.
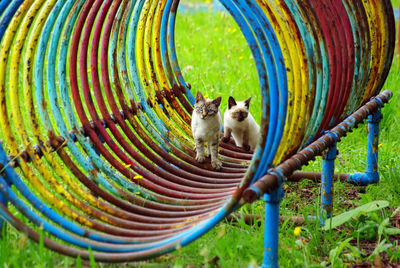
(243, 144), (251, 152)
(196, 154), (205, 163)
(211, 159), (222, 170)
(221, 136), (230, 143)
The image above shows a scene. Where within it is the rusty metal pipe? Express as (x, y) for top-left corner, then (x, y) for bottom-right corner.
(243, 90), (392, 203)
(288, 171), (349, 182)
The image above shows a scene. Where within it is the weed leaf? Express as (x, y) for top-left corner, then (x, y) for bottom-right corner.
(323, 201), (389, 230)
(385, 227), (400, 235)
(328, 237), (353, 266)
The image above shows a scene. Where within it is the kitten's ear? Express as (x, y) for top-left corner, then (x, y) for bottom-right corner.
(244, 96), (252, 109)
(213, 96), (222, 107)
(196, 91), (205, 103)
(228, 96), (237, 109)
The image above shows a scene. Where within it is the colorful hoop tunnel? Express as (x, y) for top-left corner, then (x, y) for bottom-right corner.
(0, 0), (395, 262)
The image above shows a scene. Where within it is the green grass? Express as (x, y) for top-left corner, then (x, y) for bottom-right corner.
(1, 5), (400, 268)
(175, 11), (259, 120)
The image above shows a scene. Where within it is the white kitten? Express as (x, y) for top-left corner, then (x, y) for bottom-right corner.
(191, 91), (223, 170)
(222, 96), (260, 151)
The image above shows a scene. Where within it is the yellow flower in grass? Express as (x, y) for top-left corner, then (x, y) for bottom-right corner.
(294, 226), (301, 236)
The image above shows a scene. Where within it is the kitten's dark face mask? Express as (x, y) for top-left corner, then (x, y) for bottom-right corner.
(228, 96), (251, 122)
(233, 110), (248, 121)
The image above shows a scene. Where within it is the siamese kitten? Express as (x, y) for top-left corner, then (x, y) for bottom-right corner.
(191, 91), (223, 170)
(222, 96), (260, 151)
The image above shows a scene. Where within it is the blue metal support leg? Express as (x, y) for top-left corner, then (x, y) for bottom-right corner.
(347, 108), (382, 185)
(320, 136), (337, 225)
(263, 183), (284, 268)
